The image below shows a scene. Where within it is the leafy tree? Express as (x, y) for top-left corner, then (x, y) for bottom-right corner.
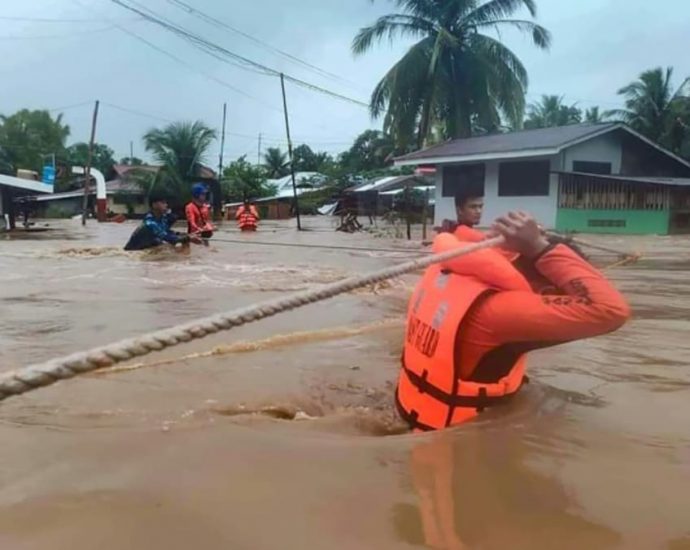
(66, 142), (116, 175)
(0, 109), (70, 174)
(119, 156), (144, 166)
(339, 129), (395, 173)
(353, 0), (551, 148)
(524, 95), (582, 128)
(0, 145), (12, 175)
(263, 147), (288, 178)
(607, 67), (690, 154)
(222, 155), (276, 202)
(143, 120), (217, 205)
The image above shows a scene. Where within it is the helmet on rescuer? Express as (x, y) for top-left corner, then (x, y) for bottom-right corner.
(191, 183), (208, 199)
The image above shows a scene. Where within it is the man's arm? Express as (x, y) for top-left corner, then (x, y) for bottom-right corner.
(144, 216), (181, 245)
(185, 203), (202, 234)
(458, 212), (630, 380)
(465, 244), (630, 345)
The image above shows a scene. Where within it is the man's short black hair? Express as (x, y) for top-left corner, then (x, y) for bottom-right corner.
(454, 190), (484, 209)
(148, 192), (169, 208)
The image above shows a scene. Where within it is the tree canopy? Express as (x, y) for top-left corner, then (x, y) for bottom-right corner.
(66, 142), (116, 176)
(0, 109), (70, 175)
(263, 147), (288, 178)
(524, 95), (582, 129)
(353, 0), (551, 148)
(222, 155), (276, 202)
(143, 120), (217, 205)
(607, 67), (690, 155)
(339, 129), (395, 173)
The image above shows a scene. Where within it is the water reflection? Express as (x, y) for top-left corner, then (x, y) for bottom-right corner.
(397, 426), (621, 550)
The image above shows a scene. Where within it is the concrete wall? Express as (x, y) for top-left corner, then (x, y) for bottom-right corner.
(562, 132), (623, 173)
(556, 208), (670, 235)
(434, 155), (560, 229)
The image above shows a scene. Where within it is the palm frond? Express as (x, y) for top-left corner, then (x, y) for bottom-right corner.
(465, 0), (538, 24)
(352, 14), (435, 55)
(473, 19), (551, 49)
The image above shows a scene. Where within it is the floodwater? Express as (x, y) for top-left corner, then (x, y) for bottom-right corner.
(0, 217), (688, 550)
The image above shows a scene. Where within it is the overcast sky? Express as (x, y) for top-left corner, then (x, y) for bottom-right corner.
(1, 0), (688, 167)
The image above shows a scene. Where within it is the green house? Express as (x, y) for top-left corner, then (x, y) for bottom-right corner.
(395, 122), (690, 235)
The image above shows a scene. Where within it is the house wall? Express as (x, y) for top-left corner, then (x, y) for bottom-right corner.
(620, 132), (690, 177)
(434, 155), (560, 229)
(556, 208), (670, 235)
(562, 132), (623, 173)
(107, 196), (148, 216)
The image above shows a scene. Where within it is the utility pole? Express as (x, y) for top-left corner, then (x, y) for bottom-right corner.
(130, 141), (134, 162)
(82, 100), (99, 226)
(280, 73), (301, 230)
(218, 102), (227, 180)
(217, 102), (227, 219)
(257, 133), (262, 167)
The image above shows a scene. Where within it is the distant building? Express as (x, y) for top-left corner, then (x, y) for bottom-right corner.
(395, 122), (690, 234)
(0, 172), (53, 229)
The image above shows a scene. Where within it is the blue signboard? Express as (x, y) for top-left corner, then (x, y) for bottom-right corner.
(42, 165), (56, 186)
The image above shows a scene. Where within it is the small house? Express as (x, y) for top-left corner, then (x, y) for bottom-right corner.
(395, 123), (690, 234)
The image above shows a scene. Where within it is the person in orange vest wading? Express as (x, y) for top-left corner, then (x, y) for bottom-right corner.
(397, 210), (631, 432)
(185, 183), (216, 243)
(236, 198), (260, 232)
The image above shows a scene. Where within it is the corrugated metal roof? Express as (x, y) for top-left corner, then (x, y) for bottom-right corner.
(396, 123), (620, 163)
(559, 171), (690, 187)
(0, 174), (53, 194)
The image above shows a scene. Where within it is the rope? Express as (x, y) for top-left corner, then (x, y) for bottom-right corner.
(544, 232), (640, 258)
(210, 237), (427, 255)
(0, 236), (504, 403)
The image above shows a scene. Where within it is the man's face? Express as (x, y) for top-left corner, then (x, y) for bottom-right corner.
(195, 193), (207, 204)
(457, 197), (484, 226)
(151, 200), (168, 215)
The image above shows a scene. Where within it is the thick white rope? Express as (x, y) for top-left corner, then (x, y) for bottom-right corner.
(0, 236), (503, 402)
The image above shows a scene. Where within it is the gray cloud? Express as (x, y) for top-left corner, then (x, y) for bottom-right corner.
(1, 0), (688, 165)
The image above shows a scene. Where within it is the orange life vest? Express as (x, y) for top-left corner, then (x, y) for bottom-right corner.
(236, 205), (259, 231)
(396, 236), (530, 432)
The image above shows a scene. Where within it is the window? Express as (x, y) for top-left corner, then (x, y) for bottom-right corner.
(573, 161), (612, 175)
(442, 164), (485, 197)
(498, 160), (550, 196)
(588, 219), (626, 228)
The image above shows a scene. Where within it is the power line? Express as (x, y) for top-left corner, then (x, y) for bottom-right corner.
(0, 15), (140, 23)
(0, 26), (116, 40)
(108, 0), (370, 109)
(71, 0), (282, 112)
(165, 0), (357, 87)
(102, 102), (174, 123)
(46, 101), (95, 113)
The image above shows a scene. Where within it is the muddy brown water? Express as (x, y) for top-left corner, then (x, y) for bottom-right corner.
(0, 217), (688, 550)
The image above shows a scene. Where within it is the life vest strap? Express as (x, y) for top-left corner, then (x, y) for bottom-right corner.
(402, 366), (524, 408)
(394, 388), (435, 432)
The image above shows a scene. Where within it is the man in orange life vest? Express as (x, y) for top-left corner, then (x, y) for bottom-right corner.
(396, 210), (631, 432)
(439, 190), (485, 235)
(236, 198), (260, 231)
(185, 183), (215, 240)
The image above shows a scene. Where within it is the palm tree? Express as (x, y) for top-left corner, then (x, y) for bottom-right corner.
(143, 121), (217, 202)
(607, 67), (690, 154)
(524, 95), (582, 128)
(263, 147), (288, 178)
(353, 0), (551, 148)
(584, 106), (605, 124)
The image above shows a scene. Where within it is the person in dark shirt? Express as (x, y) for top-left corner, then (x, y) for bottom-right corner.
(124, 194), (194, 251)
(438, 191), (485, 234)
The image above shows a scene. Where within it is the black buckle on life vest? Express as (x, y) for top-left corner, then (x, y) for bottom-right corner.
(395, 388), (435, 432)
(403, 367), (515, 409)
(476, 388), (488, 413)
(419, 370), (429, 394)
